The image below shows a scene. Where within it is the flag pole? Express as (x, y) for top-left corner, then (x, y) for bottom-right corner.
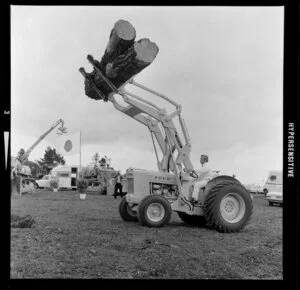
(79, 130), (82, 176)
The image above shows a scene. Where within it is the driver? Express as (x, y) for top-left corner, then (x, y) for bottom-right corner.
(190, 154), (213, 202)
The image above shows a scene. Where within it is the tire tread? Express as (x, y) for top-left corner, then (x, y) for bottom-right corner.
(204, 180), (253, 233)
(119, 198), (138, 222)
(137, 195), (172, 228)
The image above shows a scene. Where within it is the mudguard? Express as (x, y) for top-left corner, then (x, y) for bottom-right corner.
(199, 175), (242, 204)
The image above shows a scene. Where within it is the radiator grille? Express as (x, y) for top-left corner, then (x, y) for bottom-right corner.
(127, 178), (134, 193)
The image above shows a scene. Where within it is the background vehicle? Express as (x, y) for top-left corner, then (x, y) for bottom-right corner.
(265, 191), (283, 206)
(51, 165), (79, 190)
(35, 175), (55, 189)
(244, 184), (263, 194)
(81, 165), (119, 195)
(36, 166), (80, 190)
(79, 55), (253, 233)
(262, 171), (282, 195)
(11, 119), (67, 195)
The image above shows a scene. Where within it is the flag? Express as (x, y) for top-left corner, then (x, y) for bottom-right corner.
(56, 132), (80, 156)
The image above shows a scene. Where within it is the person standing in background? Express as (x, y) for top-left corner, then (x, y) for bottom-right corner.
(113, 171), (123, 199)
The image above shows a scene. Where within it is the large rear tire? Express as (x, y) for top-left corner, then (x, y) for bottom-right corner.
(177, 212), (206, 226)
(137, 195), (172, 228)
(119, 197), (138, 222)
(204, 180), (253, 233)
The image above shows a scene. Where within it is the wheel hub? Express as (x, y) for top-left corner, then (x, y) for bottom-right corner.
(146, 203), (165, 222)
(224, 200), (235, 213)
(127, 204), (137, 216)
(220, 193), (246, 223)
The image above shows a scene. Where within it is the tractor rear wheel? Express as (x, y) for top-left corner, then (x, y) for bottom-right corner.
(177, 212), (206, 226)
(204, 180), (253, 233)
(137, 195), (172, 227)
(119, 197), (138, 222)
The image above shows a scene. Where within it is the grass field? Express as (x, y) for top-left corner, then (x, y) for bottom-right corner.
(10, 191), (282, 279)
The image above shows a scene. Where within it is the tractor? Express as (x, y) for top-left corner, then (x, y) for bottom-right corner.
(79, 55), (253, 233)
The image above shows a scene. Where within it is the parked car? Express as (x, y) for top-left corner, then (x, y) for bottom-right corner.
(35, 175), (55, 188)
(265, 191), (283, 206)
(244, 184), (263, 194)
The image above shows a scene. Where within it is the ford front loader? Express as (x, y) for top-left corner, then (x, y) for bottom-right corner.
(79, 55), (253, 233)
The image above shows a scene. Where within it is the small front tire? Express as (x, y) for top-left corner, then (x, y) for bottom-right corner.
(137, 195), (172, 228)
(119, 197), (138, 222)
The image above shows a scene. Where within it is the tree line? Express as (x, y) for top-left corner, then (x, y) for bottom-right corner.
(15, 148), (112, 179)
(16, 146), (65, 178)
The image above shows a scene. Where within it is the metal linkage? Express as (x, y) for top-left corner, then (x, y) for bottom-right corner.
(129, 79), (180, 109)
(79, 55), (195, 178)
(79, 67), (107, 100)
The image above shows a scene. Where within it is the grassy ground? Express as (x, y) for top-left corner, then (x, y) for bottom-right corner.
(10, 191), (282, 279)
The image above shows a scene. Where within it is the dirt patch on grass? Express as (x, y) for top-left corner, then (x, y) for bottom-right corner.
(10, 192), (282, 279)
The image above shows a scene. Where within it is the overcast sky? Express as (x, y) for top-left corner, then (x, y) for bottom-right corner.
(11, 6), (283, 185)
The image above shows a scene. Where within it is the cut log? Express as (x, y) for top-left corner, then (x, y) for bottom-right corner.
(98, 19), (136, 71)
(105, 38), (159, 82)
(82, 18), (159, 101)
(86, 38), (159, 101)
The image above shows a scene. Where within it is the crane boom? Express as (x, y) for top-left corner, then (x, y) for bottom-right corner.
(19, 119), (67, 163)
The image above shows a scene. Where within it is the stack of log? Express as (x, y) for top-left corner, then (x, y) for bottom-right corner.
(84, 19), (159, 101)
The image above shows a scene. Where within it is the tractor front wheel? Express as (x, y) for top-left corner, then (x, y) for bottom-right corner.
(137, 195), (172, 227)
(119, 197), (138, 222)
(204, 180), (253, 233)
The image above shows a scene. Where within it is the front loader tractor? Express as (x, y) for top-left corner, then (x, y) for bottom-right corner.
(79, 55), (253, 233)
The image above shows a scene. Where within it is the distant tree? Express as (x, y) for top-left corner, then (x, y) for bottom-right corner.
(38, 146), (65, 174)
(99, 157), (106, 168)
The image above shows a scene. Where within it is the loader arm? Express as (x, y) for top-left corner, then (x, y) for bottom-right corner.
(79, 55), (196, 181)
(109, 95), (171, 172)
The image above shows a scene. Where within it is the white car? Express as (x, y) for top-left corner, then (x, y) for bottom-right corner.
(265, 191), (283, 206)
(35, 175), (56, 189)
